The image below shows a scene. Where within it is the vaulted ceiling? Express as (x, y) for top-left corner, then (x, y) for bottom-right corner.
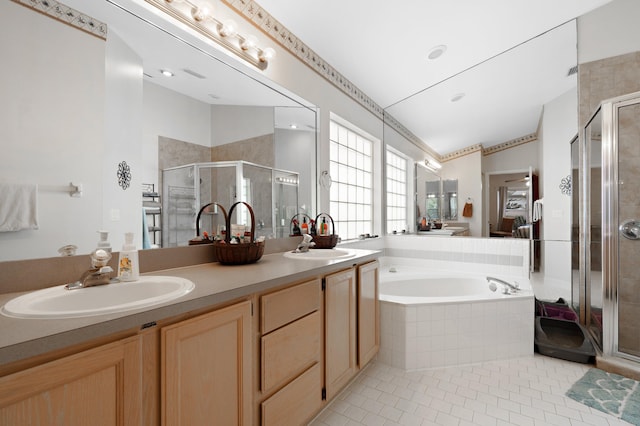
(257, 0), (612, 154)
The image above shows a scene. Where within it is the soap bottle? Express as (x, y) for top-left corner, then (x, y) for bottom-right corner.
(321, 217), (329, 236)
(97, 230), (112, 253)
(301, 217), (309, 234)
(118, 232), (139, 281)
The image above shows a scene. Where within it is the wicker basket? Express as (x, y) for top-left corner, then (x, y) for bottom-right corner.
(212, 201), (265, 265)
(189, 202), (227, 245)
(312, 213), (339, 249)
(289, 213), (313, 236)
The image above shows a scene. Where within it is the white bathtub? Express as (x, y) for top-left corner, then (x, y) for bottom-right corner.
(378, 266), (535, 370)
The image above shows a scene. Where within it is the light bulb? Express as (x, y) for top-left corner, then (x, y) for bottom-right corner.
(240, 34), (258, 51)
(191, 4), (212, 21)
(219, 19), (237, 37)
(258, 47), (276, 62)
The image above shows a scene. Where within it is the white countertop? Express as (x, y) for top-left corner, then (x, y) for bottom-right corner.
(0, 248), (379, 366)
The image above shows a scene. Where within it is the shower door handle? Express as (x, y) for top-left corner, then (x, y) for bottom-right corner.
(619, 220), (640, 240)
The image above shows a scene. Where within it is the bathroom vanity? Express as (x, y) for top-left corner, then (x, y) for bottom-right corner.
(0, 248), (379, 425)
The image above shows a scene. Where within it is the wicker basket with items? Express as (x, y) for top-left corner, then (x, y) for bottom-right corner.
(311, 213), (339, 249)
(212, 201), (265, 265)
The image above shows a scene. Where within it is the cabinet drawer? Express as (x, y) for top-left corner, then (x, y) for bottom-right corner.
(261, 278), (321, 334)
(261, 311), (321, 394)
(261, 363), (322, 426)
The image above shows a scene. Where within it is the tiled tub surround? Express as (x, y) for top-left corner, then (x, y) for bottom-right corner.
(383, 234), (530, 277)
(376, 236), (533, 370)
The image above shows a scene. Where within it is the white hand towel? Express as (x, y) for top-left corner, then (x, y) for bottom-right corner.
(532, 199), (543, 223)
(0, 183), (39, 232)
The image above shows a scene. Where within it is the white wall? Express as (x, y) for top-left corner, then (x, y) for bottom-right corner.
(538, 88), (577, 280)
(142, 80), (212, 187)
(0, 1), (105, 260)
(211, 105), (274, 146)
(103, 32), (144, 252)
(274, 128), (315, 214)
(578, 0), (640, 64)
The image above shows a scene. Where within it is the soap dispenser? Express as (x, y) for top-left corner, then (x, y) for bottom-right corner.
(118, 232), (139, 282)
(97, 230), (112, 253)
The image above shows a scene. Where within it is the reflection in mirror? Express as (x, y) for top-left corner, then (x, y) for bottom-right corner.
(442, 180), (458, 220)
(570, 134), (580, 315)
(414, 163), (458, 229)
(586, 107), (603, 346)
(415, 163), (440, 227)
(0, 0), (317, 261)
(162, 161), (300, 247)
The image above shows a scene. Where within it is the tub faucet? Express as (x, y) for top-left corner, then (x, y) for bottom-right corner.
(486, 276), (520, 294)
(294, 234), (316, 253)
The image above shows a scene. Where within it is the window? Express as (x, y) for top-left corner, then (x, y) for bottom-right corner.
(386, 149), (408, 233)
(329, 119), (373, 240)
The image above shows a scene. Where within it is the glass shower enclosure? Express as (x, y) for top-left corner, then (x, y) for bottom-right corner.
(162, 161), (299, 247)
(577, 91), (640, 366)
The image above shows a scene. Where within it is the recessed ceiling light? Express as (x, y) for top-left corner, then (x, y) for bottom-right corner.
(427, 45), (447, 60)
(290, 124), (298, 129)
(160, 69), (174, 77)
(450, 93), (465, 102)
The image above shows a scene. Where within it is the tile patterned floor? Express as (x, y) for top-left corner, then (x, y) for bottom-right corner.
(310, 355), (632, 426)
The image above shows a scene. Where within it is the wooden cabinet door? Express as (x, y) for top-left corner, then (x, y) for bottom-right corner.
(358, 260), (379, 368)
(0, 335), (142, 426)
(324, 268), (357, 401)
(162, 300), (252, 426)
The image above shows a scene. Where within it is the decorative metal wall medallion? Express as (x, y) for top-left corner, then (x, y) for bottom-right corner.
(559, 175), (571, 196)
(117, 161), (132, 190)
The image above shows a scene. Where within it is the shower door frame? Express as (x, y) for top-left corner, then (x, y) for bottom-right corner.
(600, 91), (640, 362)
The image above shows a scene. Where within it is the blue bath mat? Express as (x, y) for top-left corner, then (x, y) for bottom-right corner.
(566, 368), (640, 425)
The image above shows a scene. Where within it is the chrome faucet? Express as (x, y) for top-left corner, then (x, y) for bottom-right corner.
(486, 276), (520, 294)
(65, 249), (116, 290)
(294, 234), (316, 253)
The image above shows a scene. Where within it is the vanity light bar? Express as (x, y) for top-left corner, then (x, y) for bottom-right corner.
(275, 176), (298, 186)
(144, 0), (275, 70)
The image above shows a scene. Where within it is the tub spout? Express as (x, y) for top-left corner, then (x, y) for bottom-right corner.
(486, 276), (519, 294)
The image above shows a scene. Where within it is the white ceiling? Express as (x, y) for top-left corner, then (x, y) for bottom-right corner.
(257, 0), (612, 154)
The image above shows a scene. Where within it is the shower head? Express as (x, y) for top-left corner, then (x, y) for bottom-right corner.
(488, 282), (498, 292)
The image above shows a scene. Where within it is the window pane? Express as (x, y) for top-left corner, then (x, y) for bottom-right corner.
(329, 119), (374, 240)
(385, 149), (408, 235)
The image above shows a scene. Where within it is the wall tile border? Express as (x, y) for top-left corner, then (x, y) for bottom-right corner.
(11, 0), (107, 40)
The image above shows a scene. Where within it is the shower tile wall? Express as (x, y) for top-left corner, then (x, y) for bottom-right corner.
(579, 51), (640, 126)
(211, 133), (274, 166)
(158, 136), (210, 191)
(617, 102), (640, 358)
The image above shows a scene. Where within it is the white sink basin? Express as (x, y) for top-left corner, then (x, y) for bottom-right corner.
(1, 276), (195, 319)
(283, 248), (356, 261)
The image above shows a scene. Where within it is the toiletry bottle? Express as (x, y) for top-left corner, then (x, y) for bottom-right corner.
(301, 217), (309, 234)
(310, 219), (316, 235)
(118, 232), (139, 282)
(292, 219), (301, 235)
(321, 217), (328, 235)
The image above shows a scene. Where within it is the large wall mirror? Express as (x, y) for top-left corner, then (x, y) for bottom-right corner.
(0, 0), (317, 261)
(415, 163), (458, 227)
